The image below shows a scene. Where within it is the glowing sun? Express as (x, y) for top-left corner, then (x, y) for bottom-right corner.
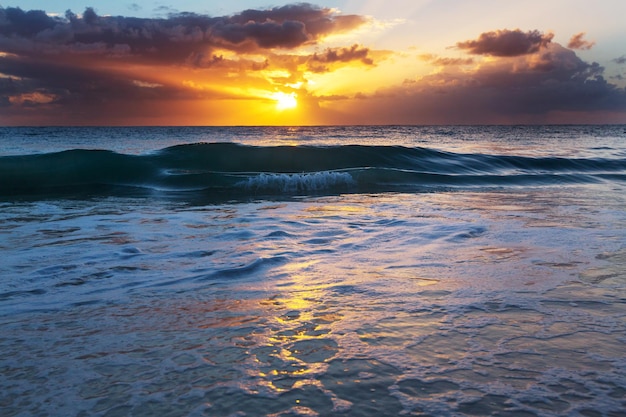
(272, 92), (298, 110)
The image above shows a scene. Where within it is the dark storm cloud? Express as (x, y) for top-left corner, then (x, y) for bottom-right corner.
(0, 4), (367, 60)
(567, 32), (595, 50)
(456, 29), (553, 57)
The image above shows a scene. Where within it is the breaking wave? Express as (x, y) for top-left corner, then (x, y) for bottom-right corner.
(2, 142), (625, 199)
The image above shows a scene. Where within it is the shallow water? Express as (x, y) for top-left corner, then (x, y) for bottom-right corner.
(1, 126), (626, 416)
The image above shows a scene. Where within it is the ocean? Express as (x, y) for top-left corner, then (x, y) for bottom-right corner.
(1, 125), (625, 416)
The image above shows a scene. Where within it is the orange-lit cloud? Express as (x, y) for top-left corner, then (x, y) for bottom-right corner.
(307, 44), (374, 73)
(0, 4), (375, 124)
(1, 5), (625, 125)
(333, 32), (626, 124)
(420, 54), (475, 67)
(567, 32), (595, 50)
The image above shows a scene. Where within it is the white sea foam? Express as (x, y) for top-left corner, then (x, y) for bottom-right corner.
(238, 171), (355, 192)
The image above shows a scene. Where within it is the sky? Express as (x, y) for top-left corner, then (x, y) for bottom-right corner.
(1, 1), (626, 125)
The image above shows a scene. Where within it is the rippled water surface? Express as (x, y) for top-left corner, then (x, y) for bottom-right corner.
(1, 126), (626, 416)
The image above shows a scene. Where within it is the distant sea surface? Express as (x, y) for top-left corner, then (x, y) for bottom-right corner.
(1, 125), (625, 416)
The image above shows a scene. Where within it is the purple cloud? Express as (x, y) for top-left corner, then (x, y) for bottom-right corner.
(456, 29), (553, 57)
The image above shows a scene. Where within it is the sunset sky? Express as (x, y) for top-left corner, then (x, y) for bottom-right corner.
(1, 1), (626, 125)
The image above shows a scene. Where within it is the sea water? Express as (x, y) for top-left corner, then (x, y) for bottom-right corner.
(0, 126), (625, 416)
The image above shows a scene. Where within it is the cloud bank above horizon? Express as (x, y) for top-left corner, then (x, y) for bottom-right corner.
(1, 3), (625, 125)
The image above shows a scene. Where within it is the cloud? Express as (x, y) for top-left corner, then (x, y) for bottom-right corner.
(312, 44), (373, 65)
(567, 32), (595, 50)
(433, 57), (474, 66)
(0, 50), (257, 124)
(456, 29), (553, 57)
(420, 54), (474, 66)
(0, 7), (57, 37)
(1, 6), (625, 126)
(224, 4), (367, 44)
(307, 44), (374, 72)
(614, 55), (626, 65)
(342, 41), (626, 124)
(0, 54), (170, 103)
(0, 4), (373, 124)
(0, 4), (368, 61)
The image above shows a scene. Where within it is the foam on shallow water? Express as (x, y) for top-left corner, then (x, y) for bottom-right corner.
(238, 171), (356, 193)
(1, 187), (625, 416)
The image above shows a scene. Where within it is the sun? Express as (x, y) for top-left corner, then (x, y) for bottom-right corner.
(271, 92), (298, 110)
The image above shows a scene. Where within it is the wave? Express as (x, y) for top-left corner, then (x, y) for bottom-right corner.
(2, 143), (626, 200)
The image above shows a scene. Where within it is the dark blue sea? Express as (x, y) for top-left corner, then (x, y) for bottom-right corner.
(1, 125), (625, 416)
